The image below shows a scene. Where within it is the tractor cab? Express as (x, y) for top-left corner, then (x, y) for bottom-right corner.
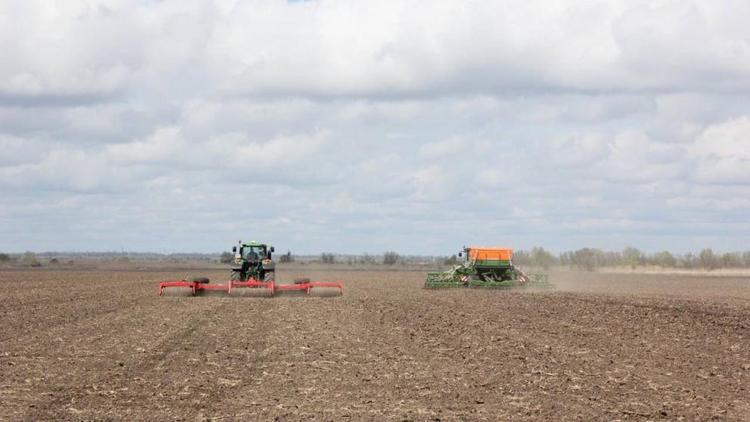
(233, 241), (274, 262)
(231, 240), (276, 282)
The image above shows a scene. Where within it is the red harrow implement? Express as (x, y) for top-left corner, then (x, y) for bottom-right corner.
(159, 277), (343, 298)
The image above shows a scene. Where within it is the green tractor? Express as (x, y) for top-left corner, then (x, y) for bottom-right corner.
(231, 240), (276, 282)
(425, 246), (551, 289)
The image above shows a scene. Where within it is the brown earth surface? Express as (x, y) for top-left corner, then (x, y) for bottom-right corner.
(1, 268), (749, 421)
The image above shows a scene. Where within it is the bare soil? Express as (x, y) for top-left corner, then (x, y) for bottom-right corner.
(1, 268), (748, 421)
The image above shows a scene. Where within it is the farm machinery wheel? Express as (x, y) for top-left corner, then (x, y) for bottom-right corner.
(230, 285), (274, 297)
(308, 286), (343, 297)
(160, 286), (195, 297)
(190, 277), (210, 284)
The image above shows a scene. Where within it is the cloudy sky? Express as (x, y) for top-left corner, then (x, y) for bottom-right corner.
(1, 1), (749, 255)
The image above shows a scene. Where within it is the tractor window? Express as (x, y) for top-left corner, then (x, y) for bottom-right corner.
(244, 246), (266, 261)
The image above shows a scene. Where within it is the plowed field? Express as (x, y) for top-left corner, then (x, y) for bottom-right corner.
(1, 268), (748, 421)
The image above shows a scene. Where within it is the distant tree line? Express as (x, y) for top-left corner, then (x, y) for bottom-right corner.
(382, 251), (400, 265)
(0, 252), (41, 267)
(5, 247), (749, 272)
(210, 247), (750, 270)
(319, 252), (402, 265)
(279, 250), (294, 263)
(513, 247), (750, 271)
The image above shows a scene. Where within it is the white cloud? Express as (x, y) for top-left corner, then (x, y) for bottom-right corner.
(232, 131), (328, 169)
(691, 116), (750, 183)
(1, 148), (114, 192)
(1, 1), (750, 254)
(106, 126), (183, 164)
(0, 135), (45, 166)
(0, 2), (139, 101)
(5, 1), (750, 104)
(419, 137), (466, 159)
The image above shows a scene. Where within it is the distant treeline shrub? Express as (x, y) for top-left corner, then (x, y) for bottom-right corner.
(383, 251), (400, 265)
(443, 254), (459, 265)
(279, 251), (294, 263)
(512, 246), (750, 271)
(21, 252), (41, 267)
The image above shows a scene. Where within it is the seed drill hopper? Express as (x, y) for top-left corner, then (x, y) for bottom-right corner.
(159, 240), (343, 297)
(425, 246), (550, 289)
